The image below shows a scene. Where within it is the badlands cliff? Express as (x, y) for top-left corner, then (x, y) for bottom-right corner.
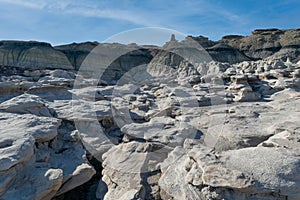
(0, 28), (299, 200)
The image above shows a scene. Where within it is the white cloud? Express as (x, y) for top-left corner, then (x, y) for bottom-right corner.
(0, 0), (241, 24)
(0, 0), (243, 36)
(64, 6), (156, 26)
(0, 0), (157, 26)
(0, 0), (43, 8)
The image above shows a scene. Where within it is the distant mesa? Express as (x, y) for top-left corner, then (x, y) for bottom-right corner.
(0, 28), (299, 70)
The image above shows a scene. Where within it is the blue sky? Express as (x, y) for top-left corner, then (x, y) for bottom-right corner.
(0, 0), (299, 45)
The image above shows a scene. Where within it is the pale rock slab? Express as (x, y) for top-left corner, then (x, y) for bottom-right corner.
(0, 93), (53, 117)
(99, 141), (168, 200)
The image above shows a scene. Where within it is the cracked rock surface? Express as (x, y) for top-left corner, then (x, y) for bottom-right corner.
(0, 29), (299, 200)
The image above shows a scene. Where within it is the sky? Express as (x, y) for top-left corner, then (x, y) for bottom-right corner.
(0, 0), (299, 45)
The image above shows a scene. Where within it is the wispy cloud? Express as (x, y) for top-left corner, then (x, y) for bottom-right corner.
(2, 0), (296, 44)
(0, 0), (242, 28)
(0, 0), (43, 8)
(64, 6), (156, 26)
(0, 0), (158, 26)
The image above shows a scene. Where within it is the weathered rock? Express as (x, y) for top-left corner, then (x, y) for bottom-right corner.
(0, 41), (73, 70)
(2, 168), (64, 200)
(49, 99), (112, 121)
(228, 75), (261, 102)
(221, 147), (300, 199)
(121, 116), (200, 145)
(0, 78), (34, 102)
(222, 28), (300, 62)
(54, 42), (99, 70)
(159, 142), (300, 200)
(0, 112), (95, 199)
(0, 30), (299, 200)
(0, 113), (59, 197)
(206, 43), (251, 64)
(26, 85), (73, 101)
(56, 163), (96, 196)
(0, 93), (54, 117)
(70, 86), (114, 101)
(38, 69), (76, 87)
(99, 141), (168, 200)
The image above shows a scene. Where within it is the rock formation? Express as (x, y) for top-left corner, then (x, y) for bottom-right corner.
(0, 28), (299, 200)
(221, 28), (300, 62)
(0, 41), (73, 70)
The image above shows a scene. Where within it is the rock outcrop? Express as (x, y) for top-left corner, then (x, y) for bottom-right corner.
(54, 42), (99, 70)
(0, 41), (73, 70)
(221, 28), (300, 62)
(0, 28), (299, 200)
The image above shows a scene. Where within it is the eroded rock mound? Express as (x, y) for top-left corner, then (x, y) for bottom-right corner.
(0, 41), (73, 70)
(221, 28), (300, 62)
